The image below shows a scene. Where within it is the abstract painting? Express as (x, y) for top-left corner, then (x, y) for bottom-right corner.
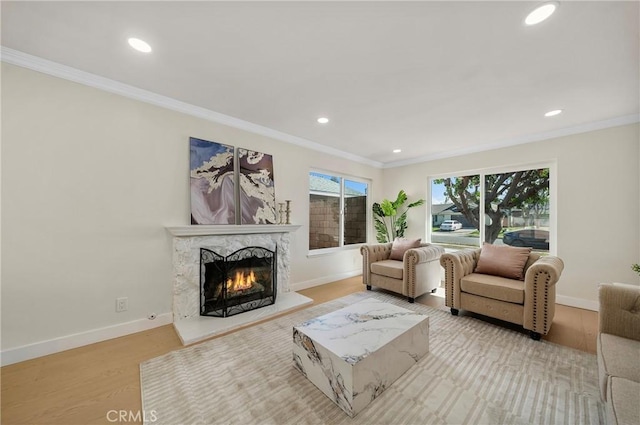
(190, 137), (235, 224)
(238, 148), (277, 224)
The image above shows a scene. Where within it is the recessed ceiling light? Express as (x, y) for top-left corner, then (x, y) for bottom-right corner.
(128, 37), (152, 53)
(317, 117), (329, 124)
(525, 2), (559, 26)
(393, 149), (402, 153)
(544, 109), (563, 117)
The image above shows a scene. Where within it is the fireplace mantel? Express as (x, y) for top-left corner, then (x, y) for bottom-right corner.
(166, 224), (301, 237)
(167, 223), (311, 344)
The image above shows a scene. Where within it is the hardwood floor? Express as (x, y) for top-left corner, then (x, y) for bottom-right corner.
(1, 277), (598, 425)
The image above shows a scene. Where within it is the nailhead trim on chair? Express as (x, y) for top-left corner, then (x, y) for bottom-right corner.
(532, 271), (552, 334)
(405, 251), (416, 299)
(543, 272), (550, 332)
(442, 257), (454, 307)
(533, 274), (538, 330)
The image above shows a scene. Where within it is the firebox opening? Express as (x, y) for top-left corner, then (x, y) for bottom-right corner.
(200, 246), (277, 318)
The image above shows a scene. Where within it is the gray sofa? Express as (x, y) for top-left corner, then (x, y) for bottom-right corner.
(597, 282), (640, 425)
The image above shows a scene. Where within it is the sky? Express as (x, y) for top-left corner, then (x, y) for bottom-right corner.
(311, 172), (368, 195)
(431, 180), (447, 204)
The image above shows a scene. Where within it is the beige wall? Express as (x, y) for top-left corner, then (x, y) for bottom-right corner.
(1, 63), (382, 352)
(382, 123), (640, 307)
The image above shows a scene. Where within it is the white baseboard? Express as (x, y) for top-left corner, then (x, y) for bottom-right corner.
(291, 270), (361, 291)
(0, 313), (173, 367)
(556, 295), (598, 312)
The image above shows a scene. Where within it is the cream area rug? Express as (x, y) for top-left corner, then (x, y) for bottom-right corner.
(140, 291), (604, 425)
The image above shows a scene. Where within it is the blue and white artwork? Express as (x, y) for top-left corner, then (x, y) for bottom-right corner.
(190, 137), (235, 224)
(238, 148), (277, 224)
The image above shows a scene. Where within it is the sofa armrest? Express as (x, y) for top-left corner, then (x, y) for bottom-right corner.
(405, 244), (444, 265)
(360, 243), (393, 286)
(524, 255), (564, 285)
(523, 255), (564, 335)
(440, 249), (480, 308)
(405, 244), (444, 299)
(524, 256), (564, 287)
(599, 282), (640, 342)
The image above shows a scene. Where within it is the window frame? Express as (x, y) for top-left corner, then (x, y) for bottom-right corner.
(308, 169), (371, 256)
(427, 161), (557, 255)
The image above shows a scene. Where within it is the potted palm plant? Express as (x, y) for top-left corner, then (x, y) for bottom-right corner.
(372, 190), (425, 243)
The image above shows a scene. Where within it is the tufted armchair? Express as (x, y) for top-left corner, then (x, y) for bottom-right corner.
(360, 242), (444, 303)
(440, 247), (564, 340)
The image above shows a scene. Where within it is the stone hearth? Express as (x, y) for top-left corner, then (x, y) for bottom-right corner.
(167, 225), (313, 344)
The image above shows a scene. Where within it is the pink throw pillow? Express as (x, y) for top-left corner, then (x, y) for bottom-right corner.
(389, 238), (421, 261)
(474, 243), (532, 280)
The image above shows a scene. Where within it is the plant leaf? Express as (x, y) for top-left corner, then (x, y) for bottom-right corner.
(392, 190), (408, 209)
(407, 199), (425, 208)
(380, 199), (396, 216)
(374, 216), (389, 243)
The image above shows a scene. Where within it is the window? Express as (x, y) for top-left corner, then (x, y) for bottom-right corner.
(430, 165), (553, 254)
(309, 172), (369, 251)
(431, 174), (481, 248)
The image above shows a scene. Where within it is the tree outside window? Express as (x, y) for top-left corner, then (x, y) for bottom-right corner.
(431, 167), (551, 253)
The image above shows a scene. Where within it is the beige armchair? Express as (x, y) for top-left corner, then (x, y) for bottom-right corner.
(597, 282), (640, 425)
(440, 248), (564, 340)
(360, 242), (444, 303)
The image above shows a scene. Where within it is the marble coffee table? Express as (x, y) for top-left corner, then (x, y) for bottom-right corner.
(292, 298), (429, 417)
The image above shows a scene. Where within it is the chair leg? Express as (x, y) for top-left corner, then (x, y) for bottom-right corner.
(451, 308), (459, 316)
(407, 297), (415, 303)
(529, 331), (541, 341)
(366, 285), (371, 290)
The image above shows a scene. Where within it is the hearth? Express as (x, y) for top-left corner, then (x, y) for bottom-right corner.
(200, 246), (277, 317)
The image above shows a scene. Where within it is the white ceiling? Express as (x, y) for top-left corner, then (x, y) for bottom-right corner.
(2, 1), (638, 167)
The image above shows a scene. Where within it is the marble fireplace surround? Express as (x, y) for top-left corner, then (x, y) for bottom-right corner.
(167, 224), (313, 345)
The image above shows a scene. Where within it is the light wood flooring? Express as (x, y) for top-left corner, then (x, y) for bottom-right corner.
(1, 277), (598, 425)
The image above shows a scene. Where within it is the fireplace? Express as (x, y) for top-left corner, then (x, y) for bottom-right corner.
(200, 246), (277, 317)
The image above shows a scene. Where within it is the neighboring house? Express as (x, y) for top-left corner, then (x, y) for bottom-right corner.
(432, 203), (550, 230)
(431, 203), (474, 228)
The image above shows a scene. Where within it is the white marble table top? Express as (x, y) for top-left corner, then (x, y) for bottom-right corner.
(294, 298), (428, 364)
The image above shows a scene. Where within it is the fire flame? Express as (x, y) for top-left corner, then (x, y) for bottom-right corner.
(226, 270), (256, 292)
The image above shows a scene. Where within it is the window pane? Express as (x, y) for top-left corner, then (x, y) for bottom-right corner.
(309, 173), (340, 250)
(430, 176), (480, 248)
(484, 169), (549, 252)
(344, 180), (368, 245)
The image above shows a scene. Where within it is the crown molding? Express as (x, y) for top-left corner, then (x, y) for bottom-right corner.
(383, 113), (640, 168)
(3, 47), (636, 171)
(0, 46), (384, 168)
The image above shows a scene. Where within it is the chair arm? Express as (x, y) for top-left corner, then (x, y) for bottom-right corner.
(440, 249), (480, 308)
(439, 249), (479, 278)
(405, 245), (444, 265)
(360, 243), (392, 286)
(405, 245), (444, 299)
(524, 256), (564, 288)
(598, 282), (640, 341)
(523, 255), (564, 335)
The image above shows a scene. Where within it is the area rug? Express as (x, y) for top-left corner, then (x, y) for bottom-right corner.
(140, 291), (604, 425)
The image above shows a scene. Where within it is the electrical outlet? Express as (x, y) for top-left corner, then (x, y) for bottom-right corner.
(116, 297), (128, 312)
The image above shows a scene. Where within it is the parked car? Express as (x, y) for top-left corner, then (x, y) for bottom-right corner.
(440, 220), (462, 231)
(503, 229), (549, 250)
